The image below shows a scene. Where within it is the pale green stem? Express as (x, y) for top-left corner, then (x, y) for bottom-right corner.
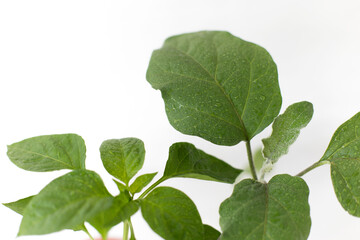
(138, 177), (167, 199)
(83, 228), (95, 240)
(129, 218), (135, 239)
(246, 140), (258, 180)
(296, 161), (329, 177)
(123, 220), (129, 240)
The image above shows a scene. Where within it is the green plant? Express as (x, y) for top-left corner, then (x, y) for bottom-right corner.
(4, 134), (239, 240)
(4, 31), (360, 240)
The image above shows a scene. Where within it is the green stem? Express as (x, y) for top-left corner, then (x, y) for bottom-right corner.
(123, 220), (129, 240)
(83, 228), (95, 240)
(296, 161), (329, 177)
(129, 218), (135, 239)
(138, 177), (167, 199)
(246, 140), (258, 180)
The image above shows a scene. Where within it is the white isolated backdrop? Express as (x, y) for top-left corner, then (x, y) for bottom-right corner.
(1, 0), (360, 239)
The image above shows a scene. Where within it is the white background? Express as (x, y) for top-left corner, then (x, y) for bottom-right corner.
(1, 0), (360, 239)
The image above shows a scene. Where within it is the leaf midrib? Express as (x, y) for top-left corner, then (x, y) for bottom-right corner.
(168, 45), (249, 139)
(10, 146), (73, 169)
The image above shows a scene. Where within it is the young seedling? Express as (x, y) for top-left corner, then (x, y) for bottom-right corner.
(146, 31), (360, 239)
(4, 31), (360, 240)
(4, 135), (240, 240)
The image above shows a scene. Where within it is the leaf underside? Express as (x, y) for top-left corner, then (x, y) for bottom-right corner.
(262, 101), (313, 162)
(219, 174), (311, 240)
(146, 31), (282, 146)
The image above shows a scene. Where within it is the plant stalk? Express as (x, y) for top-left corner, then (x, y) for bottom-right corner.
(123, 220), (129, 240)
(138, 177), (167, 199)
(296, 161), (329, 177)
(83, 228), (95, 240)
(129, 218), (135, 239)
(246, 140), (258, 180)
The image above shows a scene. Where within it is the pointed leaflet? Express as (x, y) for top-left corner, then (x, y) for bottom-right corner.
(129, 172), (157, 194)
(18, 170), (113, 236)
(163, 142), (241, 183)
(7, 134), (86, 171)
(146, 31), (282, 146)
(100, 138), (145, 185)
(204, 224), (221, 240)
(320, 112), (360, 216)
(141, 187), (204, 240)
(113, 179), (128, 192)
(262, 101), (314, 162)
(3, 195), (87, 232)
(219, 174), (311, 240)
(3, 196), (34, 215)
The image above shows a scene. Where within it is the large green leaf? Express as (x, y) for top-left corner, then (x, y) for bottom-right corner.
(3, 195), (87, 232)
(100, 138), (145, 185)
(163, 142), (242, 183)
(262, 101), (313, 162)
(320, 112), (360, 216)
(146, 31), (282, 146)
(140, 187), (204, 240)
(7, 134), (86, 171)
(3, 196), (34, 215)
(18, 170), (113, 236)
(88, 194), (139, 238)
(219, 174), (311, 240)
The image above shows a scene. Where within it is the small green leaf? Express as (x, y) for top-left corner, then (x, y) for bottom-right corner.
(3, 196), (34, 215)
(7, 134), (86, 171)
(88, 194), (139, 237)
(219, 174), (311, 240)
(262, 101), (313, 162)
(100, 138), (145, 185)
(146, 31), (282, 146)
(129, 172), (157, 194)
(253, 148), (266, 171)
(320, 112), (360, 216)
(163, 142), (242, 183)
(204, 224), (221, 240)
(141, 187), (204, 240)
(18, 170), (113, 236)
(113, 179), (128, 192)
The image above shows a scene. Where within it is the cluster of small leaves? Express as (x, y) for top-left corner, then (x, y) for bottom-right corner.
(4, 134), (240, 240)
(4, 30), (360, 240)
(146, 31), (360, 239)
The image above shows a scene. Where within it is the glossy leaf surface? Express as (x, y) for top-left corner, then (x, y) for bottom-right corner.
(141, 187), (203, 240)
(19, 170), (113, 236)
(100, 138), (145, 185)
(262, 101), (313, 162)
(146, 31), (282, 145)
(320, 112), (360, 216)
(163, 142), (241, 183)
(7, 134), (86, 171)
(219, 174), (311, 240)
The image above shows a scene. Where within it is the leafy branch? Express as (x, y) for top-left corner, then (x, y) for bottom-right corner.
(4, 31), (360, 240)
